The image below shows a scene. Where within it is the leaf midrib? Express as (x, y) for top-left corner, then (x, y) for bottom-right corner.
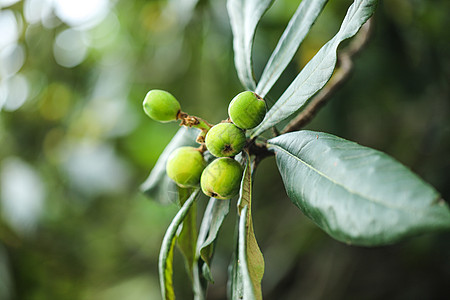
(257, 0), (327, 94)
(258, 0), (365, 133)
(268, 143), (427, 214)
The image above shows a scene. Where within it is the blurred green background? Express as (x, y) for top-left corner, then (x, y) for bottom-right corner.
(0, 0), (449, 299)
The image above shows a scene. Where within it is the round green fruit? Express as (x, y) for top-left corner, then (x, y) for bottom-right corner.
(205, 123), (246, 157)
(200, 158), (243, 199)
(166, 146), (206, 188)
(143, 89), (181, 122)
(228, 91), (266, 129)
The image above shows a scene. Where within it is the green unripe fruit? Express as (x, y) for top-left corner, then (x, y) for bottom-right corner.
(228, 91), (266, 129)
(166, 146), (206, 188)
(143, 89), (181, 122)
(205, 123), (246, 157)
(200, 158), (243, 199)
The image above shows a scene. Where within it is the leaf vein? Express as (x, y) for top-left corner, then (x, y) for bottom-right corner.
(270, 143), (426, 214)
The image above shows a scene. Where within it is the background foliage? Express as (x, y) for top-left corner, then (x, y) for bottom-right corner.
(0, 0), (449, 299)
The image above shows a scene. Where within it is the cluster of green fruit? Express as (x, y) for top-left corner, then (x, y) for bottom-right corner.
(143, 89), (266, 199)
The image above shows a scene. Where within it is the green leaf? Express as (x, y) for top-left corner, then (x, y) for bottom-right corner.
(192, 262), (206, 300)
(268, 131), (450, 246)
(252, 0), (378, 137)
(227, 0), (274, 90)
(228, 155), (264, 300)
(255, 0), (329, 98)
(237, 155), (264, 300)
(237, 152), (252, 214)
(161, 236), (176, 300)
(238, 205), (264, 300)
(192, 197), (230, 300)
(159, 189), (200, 300)
(197, 197), (230, 282)
(228, 225), (243, 300)
(141, 127), (200, 204)
(177, 187), (197, 278)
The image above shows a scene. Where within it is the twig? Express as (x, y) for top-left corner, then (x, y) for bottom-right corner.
(281, 17), (375, 134)
(247, 140), (274, 170)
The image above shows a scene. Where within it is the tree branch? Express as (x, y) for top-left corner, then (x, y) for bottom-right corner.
(281, 17), (375, 134)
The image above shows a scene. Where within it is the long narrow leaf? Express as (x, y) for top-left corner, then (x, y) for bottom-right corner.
(252, 0), (378, 137)
(228, 222), (243, 300)
(256, 0), (329, 98)
(237, 155), (264, 300)
(177, 187), (197, 278)
(159, 189), (200, 300)
(193, 261), (206, 300)
(237, 152), (252, 213)
(227, 0), (274, 90)
(192, 197), (230, 299)
(197, 198), (230, 282)
(238, 205), (261, 300)
(141, 127), (200, 204)
(192, 198), (217, 300)
(268, 131), (450, 246)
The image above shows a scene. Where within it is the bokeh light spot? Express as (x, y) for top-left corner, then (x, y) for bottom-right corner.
(0, 43), (25, 78)
(2, 74), (29, 111)
(1, 157), (45, 236)
(23, 0), (53, 25)
(0, 0), (20, 8)
(0, 10), (19, 50)
(53, 0), (109, 29)
(53, 28), (88, 68)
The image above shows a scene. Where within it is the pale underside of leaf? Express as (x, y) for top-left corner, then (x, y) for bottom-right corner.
(191, 197), (230, 300)
(227, 0), (274, 90)
(197, 197), (230, 282)
(256, 0), (329, 98)
(268, 131), (450, 246)
(159, 189), (200, 300)
(177, 187), (197, 278)
(252, 0), (378, 137)
(228, 237), (244, 300)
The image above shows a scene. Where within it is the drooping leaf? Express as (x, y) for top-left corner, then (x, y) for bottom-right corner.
(161, 236), (176, 300)
(237, 152), (252, 214)
(159, 189), (200, 300)
(192, 197), (230, 299)
(227, 223), (244, 300)
(195, 199), (215, 289)
(268, 131), (450, 246)
(177, 187), (197, 278)
(192, 199), (216, 300)
(197, 197), (230, 282)
(255, 0), (329, 98)
(192, 261), (206, 300)
(238, 205), (262, 300)
(141, 127), (200, 204)
(228, 155), (264, 300)
(252, 0), (378, 137)
(237, 155), (264, 300)
(227, 0), (274, 90)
